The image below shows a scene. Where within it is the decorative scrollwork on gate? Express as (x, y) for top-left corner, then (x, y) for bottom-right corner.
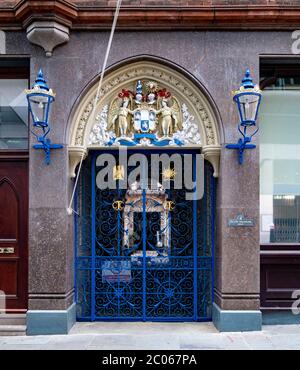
(75, 152), (215, 321)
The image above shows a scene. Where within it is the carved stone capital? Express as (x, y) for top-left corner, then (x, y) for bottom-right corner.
(69, 146), (87, 179)
(202, 145), (221, 178)
(26, 21), (69, 57)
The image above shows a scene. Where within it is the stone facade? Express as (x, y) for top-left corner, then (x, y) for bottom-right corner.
(4, 28), (294, 332)
(1, 0), (298, 334)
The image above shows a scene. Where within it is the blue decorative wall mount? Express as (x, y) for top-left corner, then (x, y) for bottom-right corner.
(226, 69), (262, 165)
(25, 69), (63, 164)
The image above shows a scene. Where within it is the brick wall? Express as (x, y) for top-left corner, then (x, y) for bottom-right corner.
(71, 0), (300, 6)
(3, 0), (300, 7)
(2, 1), (300, 30)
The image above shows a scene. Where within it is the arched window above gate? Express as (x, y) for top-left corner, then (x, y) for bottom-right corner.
(68, 61), (221, 178)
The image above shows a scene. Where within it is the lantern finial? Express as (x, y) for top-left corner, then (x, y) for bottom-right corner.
(33, 69), (49, 91)
(241, 69), (254, 89)
(37, 68), (43, 78)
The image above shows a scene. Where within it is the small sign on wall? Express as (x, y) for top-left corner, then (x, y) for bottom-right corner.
(228, 214), (255, 227)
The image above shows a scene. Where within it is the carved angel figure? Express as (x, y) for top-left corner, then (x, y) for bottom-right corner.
(157, 98), (181, 138)
(110, 98), (133, 137)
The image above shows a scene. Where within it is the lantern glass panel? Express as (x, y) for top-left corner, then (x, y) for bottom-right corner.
(237, 93), (260, 125)
(28, 93), (52, 126)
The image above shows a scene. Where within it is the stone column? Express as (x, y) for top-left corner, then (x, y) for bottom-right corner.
(212, 65), (262, 331)
(26, 64), (75, 335)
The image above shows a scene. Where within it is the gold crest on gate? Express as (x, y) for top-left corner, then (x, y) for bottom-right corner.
(165, 200), (175, 211)
(113, 165), (125, 180)
(112, 200), (125, 211)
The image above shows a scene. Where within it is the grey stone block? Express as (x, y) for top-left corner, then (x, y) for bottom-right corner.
(262, 310), (300, 326)
(26, 303), (76, 335)
(213, 303), (262, 332)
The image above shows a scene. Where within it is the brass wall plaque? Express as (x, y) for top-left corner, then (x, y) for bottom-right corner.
(0, 247), (14, 254)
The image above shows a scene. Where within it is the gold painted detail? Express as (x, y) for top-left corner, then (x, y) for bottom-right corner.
(106, 80), (181, 140)
(71, 62), (219, 147)
(25, 86), (56, 99)
(68, 62), (221, 178)
(112, 200), (125, 211)
(165, 201), (176, 211)
(113, 165), (125, 180)
(162, 168), (177, 180)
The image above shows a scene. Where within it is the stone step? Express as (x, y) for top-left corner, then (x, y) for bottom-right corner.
(0, 314), (26, 326)
(0, 325), (26, 336)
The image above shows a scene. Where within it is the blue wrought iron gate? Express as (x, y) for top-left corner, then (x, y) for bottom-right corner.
(75, 150), (215, 321)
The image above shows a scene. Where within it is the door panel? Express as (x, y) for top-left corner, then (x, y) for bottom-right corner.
(0, 156), (28, 312)
(0, 261), (18, 295)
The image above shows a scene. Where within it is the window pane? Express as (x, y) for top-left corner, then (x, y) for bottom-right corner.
(260, 89), (300, 243)
(0, 79), (28, 149)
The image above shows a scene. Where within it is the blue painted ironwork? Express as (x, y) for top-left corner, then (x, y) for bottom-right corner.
(25, 69), (63, 165)
(75, 150), (215, 321)
(109, 133), (183, 148)
(226, 69), (262, 165)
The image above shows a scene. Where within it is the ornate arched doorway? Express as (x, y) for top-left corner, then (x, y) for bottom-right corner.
(68, 60), (221, 321)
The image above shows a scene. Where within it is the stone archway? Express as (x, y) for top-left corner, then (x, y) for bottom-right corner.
(68, 60), (221, 178)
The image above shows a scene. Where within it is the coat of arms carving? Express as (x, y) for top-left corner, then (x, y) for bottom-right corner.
(89, 80), (201, 147)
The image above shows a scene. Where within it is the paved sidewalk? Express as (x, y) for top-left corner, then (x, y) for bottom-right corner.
(0, 322), (300, 350)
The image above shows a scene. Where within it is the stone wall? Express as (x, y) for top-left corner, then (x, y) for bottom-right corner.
(4, 28), (295, 331)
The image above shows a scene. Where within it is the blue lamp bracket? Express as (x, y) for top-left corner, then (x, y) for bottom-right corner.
(26, 69), (63, 165)
(226, 124), (258, 165)
(31, 127), (63, 165)
(226, 69), (262, 165)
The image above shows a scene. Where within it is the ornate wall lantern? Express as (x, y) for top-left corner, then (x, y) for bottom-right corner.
(25, 69), (63, 164)
(226, 69), (262, 164)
